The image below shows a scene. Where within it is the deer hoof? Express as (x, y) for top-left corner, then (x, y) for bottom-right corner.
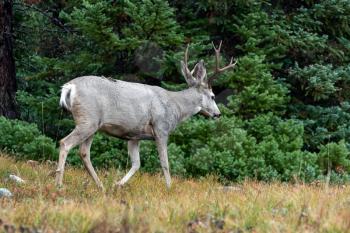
(55, 183), (63, 189)
(98, 184), (105, 192)
(113, 181), (125, 189)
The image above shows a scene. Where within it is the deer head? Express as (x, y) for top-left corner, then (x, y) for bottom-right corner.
(180, 41), (237, 118)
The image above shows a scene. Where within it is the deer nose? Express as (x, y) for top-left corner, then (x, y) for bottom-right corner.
(213, 113), (221, 118)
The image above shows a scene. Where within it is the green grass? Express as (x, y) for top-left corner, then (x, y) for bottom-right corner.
(0, 154), (350, 233)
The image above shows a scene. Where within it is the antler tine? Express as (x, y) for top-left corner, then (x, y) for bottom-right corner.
(184, 44), (189, 67)
(182, 43), (196, 84)
(212, 40), (222, 74)
(212, 40), (222, 52)
(218, 56), (238, 72)
(208, 40), (237, 85)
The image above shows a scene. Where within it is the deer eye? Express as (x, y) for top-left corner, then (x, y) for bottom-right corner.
(211, 96), (215, 100)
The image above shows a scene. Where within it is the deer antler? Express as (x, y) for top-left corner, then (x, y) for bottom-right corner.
(184, 44), (189, 69)
(208, 41), (237, 85)
(182, 44), (193, 78)
(181, 44), (197, 86)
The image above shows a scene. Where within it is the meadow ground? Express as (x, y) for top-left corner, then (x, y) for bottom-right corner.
(0, 154), (350, 233)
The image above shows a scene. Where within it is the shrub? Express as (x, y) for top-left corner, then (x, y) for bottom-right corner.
(171, 114), (319, 182)
(290, 102), (350, 151)
(318, 140), (350, 174)
(0, 117), (57, 161)
(226, 54), (289, 118)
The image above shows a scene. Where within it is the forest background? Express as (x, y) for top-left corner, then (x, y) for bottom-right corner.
(1, 0), (350, 183)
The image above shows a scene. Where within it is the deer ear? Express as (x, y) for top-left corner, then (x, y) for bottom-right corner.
(181, 61), (197, 86)
(191, 60), (207, 83)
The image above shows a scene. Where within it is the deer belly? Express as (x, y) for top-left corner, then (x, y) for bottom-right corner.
(99, 123), (155, 140)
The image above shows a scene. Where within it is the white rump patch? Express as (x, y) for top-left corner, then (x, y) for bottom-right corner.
(59, 83), (76, 111)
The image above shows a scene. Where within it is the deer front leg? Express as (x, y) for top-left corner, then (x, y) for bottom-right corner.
(155, 137), (171, 189)
(115, 140), (140, 186)
(79, 135), (104, 191)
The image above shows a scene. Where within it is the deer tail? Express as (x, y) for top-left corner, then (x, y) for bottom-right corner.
(59, 83), (76, 111)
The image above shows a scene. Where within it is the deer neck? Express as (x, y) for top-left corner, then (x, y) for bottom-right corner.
(170, 87), (202, 123)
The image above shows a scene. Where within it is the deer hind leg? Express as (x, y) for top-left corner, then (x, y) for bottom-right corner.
(115, 140), (140, 186)
(79, 135), (104, 191)
(155, 137), (171, 189)
(55, 124), (97, 187)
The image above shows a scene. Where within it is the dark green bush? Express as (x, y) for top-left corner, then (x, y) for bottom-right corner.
(0, 117), (57, 161)
(289, 64), (350, 101)
(318, 140), (350, 174)
(290, 102), (350, 152)
(170, 114), (320, 182)
(226, 54), (289, 118)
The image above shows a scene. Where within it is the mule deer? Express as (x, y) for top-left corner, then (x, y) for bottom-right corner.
(55, 41), (237, 190)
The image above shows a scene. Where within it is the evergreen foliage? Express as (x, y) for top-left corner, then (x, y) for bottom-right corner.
(4, 0), (350, 182)
(0, 117), (57, 160)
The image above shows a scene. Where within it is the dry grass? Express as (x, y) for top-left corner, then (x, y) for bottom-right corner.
(0, 154), (350, 233)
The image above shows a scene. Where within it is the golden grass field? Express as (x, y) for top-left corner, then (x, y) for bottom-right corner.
(0, 154), (350, 233)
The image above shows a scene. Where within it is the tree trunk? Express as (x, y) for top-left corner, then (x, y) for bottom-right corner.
(0, 0), (17, 118)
